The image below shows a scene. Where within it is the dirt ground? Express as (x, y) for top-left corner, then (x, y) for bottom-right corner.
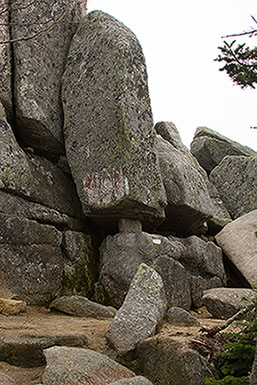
(0, 306), (231, 385)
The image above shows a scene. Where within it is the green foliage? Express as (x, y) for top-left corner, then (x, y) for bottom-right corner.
(204, 295), (257, 385)
(215, 41), (257, 88)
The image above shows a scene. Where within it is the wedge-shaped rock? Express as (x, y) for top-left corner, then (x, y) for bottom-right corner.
(157, 135), (212, 235)
(42, 346), (135, 384)
(210, 156), (257, 219)
(11, 0), (86, 160)
(50, 295), (116, 318)
(202, 288), (257, 319)
(190, 126), (256, 173)
(62, 11), (166, 229)
(107, 264), (167, 356)
(215, 210), (257, 287)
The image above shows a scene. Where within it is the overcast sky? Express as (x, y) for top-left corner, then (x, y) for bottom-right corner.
(87, 0), (257, 151)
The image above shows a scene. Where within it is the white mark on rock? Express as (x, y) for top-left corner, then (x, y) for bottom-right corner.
(153, 239), (161, 245)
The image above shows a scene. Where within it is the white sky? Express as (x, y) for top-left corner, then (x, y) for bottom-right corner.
(87, 0), (257, 151)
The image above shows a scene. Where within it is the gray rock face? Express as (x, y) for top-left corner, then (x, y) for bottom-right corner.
(0, 0), (12, 118)
(118, 218), (142, 233)
(50, 296), (116, 318)
(0, 103), (83, 218)
(157, 135), (212, 235)
(202, 288), (257, 319)
(110, 377), (154, 385)
(11, 0), (86, 160)
(42, 346), (135, 384)
(62, 11), (166, 228)
(0, 332), (87, 367)
(152, 256), (191, 310)
(210, 156), (257, 219)
(107, 264), (167, 356)
(168, 235), (225, 307)
(0, 215), (63, 304)
(98, 232), (182, 308)
(166, 307), (200, 327)
(62, 231), (96, 296)
(215, 210), (257, 287)
(137, 335), (213, 385)
(190, 126), (256, 173)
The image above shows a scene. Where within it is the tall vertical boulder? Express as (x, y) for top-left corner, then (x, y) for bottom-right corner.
(62, 11), (167, 229)
(11, 0), (87, 160)
(0, 0), (12, 118)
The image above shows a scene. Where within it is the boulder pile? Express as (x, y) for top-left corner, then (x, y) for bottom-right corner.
(0, 3), (256, 384)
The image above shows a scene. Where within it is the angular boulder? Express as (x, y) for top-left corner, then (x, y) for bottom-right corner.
(155, 121), (188, 153)
(202, 288), (257, 319)
(50, 296), (116, 318)
(42, 346), (135, 385)
(11, 0), (86, 160)
(215, 210), (257, 287)
(209, 156), (257, 219)
(107, 264), (167, 356)
(62, 11), (166, 229)
(137, 335), (213, 385)
(97, 232), (182, 308)
(156, 135), (212, 235)
(190, 126), (255, 173)
(166, 307), (200, 327)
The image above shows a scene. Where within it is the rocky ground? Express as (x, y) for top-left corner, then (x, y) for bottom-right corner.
(0, 306), (231, 385)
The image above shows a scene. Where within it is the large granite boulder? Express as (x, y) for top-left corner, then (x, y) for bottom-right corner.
(62, 11), (166, 229)
(190, 126), (256, 174)
(156, 135), (212, 235)
(168, 235), (225, 307)
(202, 288), (257, 319)
(42, 346), (135, 384)
(137, 335), (213, 385)
(107, 264), (167, 356)
(210, 156), (257, 219)
(97, 231), (184, 308)
(10, 0), (86, 160)
(215, 210), (257, 287)
(0, 0), (12, 119)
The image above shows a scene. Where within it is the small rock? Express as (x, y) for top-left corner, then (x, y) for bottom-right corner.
(202, 288), (257, 319)
(42, 346), (135, 384)
(49, 295), (116, 318)
(0, 298), (26, 315)
(166, 307), (200, 327)
(118, 218), (142, 233)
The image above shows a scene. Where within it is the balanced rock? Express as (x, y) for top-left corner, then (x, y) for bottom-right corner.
(62, 11), (166, 229)
(50, 296), (116, 318)
(215, 210), (257, 287)
(156, 135), (212, 235)
(202, 288), (257, 319)
(0, 298), (26, 315)
(11, 0), (86, 160)
(190, 126), (255, 173)
(107, 264), (167, 356)
(210, 155), (257, 219)
(42, 346), (135, 384)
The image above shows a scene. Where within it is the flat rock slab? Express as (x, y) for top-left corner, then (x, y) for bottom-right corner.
(107, 264), (167, 356)
(62, 11), (166, 228)
(215, 210), (257, 287)
(49, 296), (116, 318)
(202, 288), (257, 319)
(42, 346), (135, 385)
(0, 307), (112, 367)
